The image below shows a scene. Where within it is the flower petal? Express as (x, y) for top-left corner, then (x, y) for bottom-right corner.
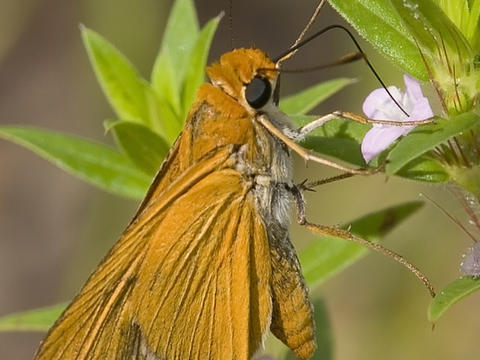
(409, 97), (434, 121)
(362, 86), (399, 119)
(361, 125), (413, 163)
(403, 74), (423, 101)
(361, 73), (434, 163)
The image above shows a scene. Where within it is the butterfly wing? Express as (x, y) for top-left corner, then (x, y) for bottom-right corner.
(35, 145), (272, 360)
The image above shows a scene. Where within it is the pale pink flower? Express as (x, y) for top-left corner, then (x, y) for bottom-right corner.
(361, 74), (433, 163)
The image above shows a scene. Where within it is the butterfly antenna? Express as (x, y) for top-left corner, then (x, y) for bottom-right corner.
(273, 24), (409, 117)
(277, 0), (327, 64)
(229, 0), (234, 49)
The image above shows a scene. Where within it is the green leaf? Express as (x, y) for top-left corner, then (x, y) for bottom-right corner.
(428, 276), (480, 323)
(151, 53), (182, 124)
(181, 15), (221, 119)
(396, 155), (450, 182)
(145, 86), (179, 141)
(280, 78), (355, 115)
(0, 303), (66, 332)
(390, 0), (473, 61)
(151, 0), (199, 116)
(328, 0), (429, 80)
(0, 126), (150, 199)
(386, 112), (480, 174)
(300, 201), (424, 289)
(81, 27), (151, 125)
(107, 121), (170, 176)
(468, 0), (480, 49)
(282, 297), (332, 360)
(302, 136), (366, 167)
(433, 0), (480, 45)
(153, 0), (199, 89)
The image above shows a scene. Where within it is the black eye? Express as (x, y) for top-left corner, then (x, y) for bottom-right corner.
(245, 76), (271, 109)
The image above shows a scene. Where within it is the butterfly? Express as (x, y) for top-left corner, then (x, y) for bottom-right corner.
(34, 2), (437, 358)
(34, 45), (325, 360)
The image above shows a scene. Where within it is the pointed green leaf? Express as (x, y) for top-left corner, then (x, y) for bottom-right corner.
(144, 86), (177, 141)
(468, 0), (480, 49)
(386, 112), (480, 175)
(280, 78), (355, 115)
(390, 0), (473, 61)
(181, 15), (221, 119)
(428, 276), (480, 323)
(300, 201), (424, 289)
(0, 303), (66, 332)
(302, 136), (366, 167)
(396, 155), (449, 182)
(81, 27), (151, 125)
(328, 0), (429, 80)
(153, 0), (199, 88)
(433, 0), (480, 45)
(151, 53), (182, 123)
(108, 121), (170, 176)
(151, 0), (199, 114)
(0, 126), (150, 199)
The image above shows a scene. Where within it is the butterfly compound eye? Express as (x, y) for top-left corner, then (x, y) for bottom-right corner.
(245, 76), (271, 109)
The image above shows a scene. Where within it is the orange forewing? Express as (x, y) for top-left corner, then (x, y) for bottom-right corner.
(36, 146), (271, 359)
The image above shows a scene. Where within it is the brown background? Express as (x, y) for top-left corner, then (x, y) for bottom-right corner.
(0, 0), (478, 359)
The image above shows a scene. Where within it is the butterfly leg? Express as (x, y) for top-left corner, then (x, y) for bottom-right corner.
(292, 111), (432, 141)
(286, 183), (436, 298)
(257, 114), (384, 175)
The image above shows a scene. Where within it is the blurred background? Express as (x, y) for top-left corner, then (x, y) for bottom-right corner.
(0, 0), (478, 359)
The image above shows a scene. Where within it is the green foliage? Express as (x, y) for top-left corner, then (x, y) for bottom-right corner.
(81, 27), (153, 127)
(0, 127), (150, 199)
(389, 0), (479, 114)
(181, 16), (221, 117)
(429, 0), (480, 47)
(396, 156), (450, 182)
(0, 303), (66, 332)
(428, 277), (480, 323)
(107, 121), (170, 176)
(390, 0), (472, 62)
(0, 0), (220, 196)
(151, 0), (199, 103)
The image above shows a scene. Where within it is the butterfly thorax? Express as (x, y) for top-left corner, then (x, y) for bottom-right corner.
(182, 48), (295, 230)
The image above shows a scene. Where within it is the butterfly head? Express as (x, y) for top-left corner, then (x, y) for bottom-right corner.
(206, 48), (279, 113)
